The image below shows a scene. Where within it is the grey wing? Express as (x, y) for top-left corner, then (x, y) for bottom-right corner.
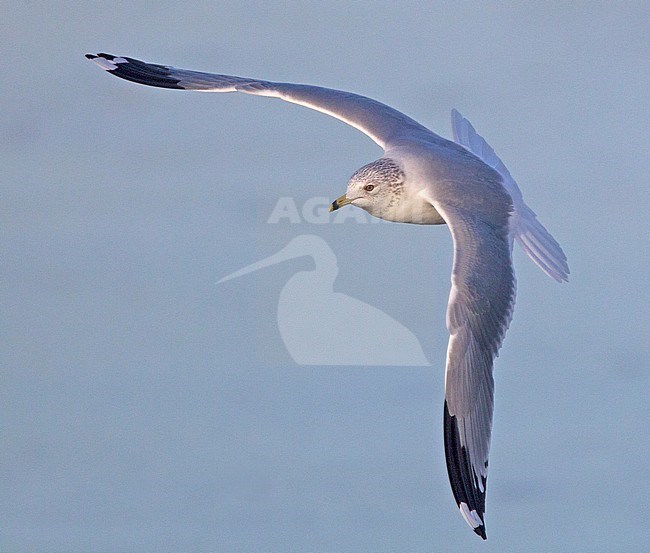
(85, 53), (432, 149)
(428, 198), (516, 540)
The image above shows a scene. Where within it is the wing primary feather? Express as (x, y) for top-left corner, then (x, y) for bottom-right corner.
(85, 53), (184, 89)
(444, 401), (487, 540)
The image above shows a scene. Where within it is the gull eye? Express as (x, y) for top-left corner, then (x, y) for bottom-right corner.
(364, 184), (375, 192)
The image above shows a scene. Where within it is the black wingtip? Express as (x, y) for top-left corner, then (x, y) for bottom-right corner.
(85, 53), (184, 90)
(444, 401), (488, 539)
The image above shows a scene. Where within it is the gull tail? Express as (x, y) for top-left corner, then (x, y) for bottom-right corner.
(451, 109), (569, 282)
(511, 204), (569, 282)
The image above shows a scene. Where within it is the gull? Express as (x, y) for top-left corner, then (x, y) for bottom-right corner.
(86, 52), (569, 539)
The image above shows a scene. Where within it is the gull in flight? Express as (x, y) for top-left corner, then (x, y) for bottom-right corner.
(86, 52), (569, 539)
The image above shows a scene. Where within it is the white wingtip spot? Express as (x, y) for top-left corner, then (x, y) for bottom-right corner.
(459, 502), (483, 529)
(90, 56), (128, 71)
(92, 57), (118, 71)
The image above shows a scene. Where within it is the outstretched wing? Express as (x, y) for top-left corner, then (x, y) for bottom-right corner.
(427, 194), (516, 540)
(86, 53), (433, 150)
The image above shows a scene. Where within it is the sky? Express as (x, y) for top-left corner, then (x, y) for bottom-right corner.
(2, 2), (649, 551)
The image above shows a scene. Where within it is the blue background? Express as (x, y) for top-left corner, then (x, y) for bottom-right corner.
(2, 2), (648, 551)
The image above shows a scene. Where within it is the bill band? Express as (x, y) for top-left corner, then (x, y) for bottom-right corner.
(329, 193), (351, 212)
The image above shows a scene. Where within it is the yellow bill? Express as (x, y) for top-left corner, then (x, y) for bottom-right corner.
(329, 193), (352, 212)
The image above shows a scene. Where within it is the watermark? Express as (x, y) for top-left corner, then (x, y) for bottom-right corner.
(267, 196), (383, 225)
(218, 234), (430, 366)
(266, 195), (441, 225)
(217, 193), (432, 365)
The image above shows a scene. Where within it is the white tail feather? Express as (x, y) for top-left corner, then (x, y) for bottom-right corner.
(451, 109), (569, 282)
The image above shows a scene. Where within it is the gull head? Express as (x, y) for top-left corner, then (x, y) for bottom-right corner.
(330, 158), (405, 220)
